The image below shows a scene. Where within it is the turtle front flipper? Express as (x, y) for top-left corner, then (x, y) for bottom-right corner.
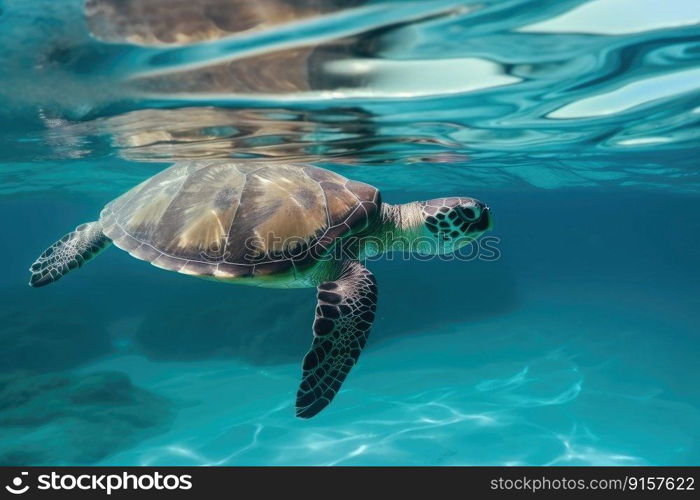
(29, 221), (112, 287)
(296, 261), (378, 419)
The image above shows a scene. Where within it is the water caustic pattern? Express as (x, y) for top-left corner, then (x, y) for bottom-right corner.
(92, 293), (699, 466)
(0, 0), (699, 465)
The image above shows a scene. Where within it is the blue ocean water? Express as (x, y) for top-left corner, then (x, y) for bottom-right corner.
(0, 0), (699, 465)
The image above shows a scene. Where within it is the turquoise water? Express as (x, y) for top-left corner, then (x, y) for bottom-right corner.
(1, 0), (699, 465)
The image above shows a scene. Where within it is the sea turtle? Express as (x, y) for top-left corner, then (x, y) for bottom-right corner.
(29, 161), (492, 418)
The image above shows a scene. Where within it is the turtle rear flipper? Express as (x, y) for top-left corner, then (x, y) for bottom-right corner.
(29, 221), (112, 287)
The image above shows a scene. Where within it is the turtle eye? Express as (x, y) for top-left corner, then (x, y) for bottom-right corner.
(457, 206), (477, 221)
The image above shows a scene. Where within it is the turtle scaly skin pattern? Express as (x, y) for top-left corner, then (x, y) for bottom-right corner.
(29, 161), (492, 418)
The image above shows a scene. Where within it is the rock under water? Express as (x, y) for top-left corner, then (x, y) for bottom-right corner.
(0, 371), (173, 465)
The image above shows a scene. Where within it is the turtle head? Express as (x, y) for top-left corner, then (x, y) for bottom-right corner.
(418, 197), (492, 254)
(372, 197), (492, 257)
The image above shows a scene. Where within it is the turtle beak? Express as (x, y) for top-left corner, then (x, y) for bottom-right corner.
(474, 204), (492, 232)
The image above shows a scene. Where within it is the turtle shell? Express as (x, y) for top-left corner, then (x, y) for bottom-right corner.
(100, 161), (380, 279)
